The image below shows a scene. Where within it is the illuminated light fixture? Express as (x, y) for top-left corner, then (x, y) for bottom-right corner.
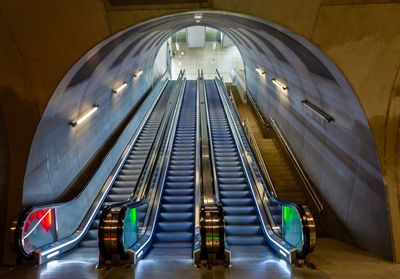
(175, 42), (180, 51)
(272, 78), (288, 91)
(195, 19), (201, 23)
(255, 67), (265, 75)
(70, 105), (99, 127)
(180, 51), (184, 55)
(194, 14), (202, 20)
(213, 42), (217, 50)
(302, 99), (334, 122)
(133, 70), (143, 78)
(47, 250), (60, 259)
(112, 82), (128, 94)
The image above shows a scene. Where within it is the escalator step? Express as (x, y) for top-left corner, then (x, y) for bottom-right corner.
(158, 222), (193, 231)
(161, 204), (193, 212)
(226, 225), (262, 235)
(159, 212), (193, 221)
(156, 232), (193, 242)
(227, 236), (265, 245)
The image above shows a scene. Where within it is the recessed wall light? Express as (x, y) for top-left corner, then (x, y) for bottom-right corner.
(112, 82), (128, 94)
(70, 105), (99, 127)
(272, 78), (288, 91)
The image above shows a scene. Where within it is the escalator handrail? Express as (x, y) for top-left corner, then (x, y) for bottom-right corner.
(14, 71), (171, 261)
(120, 78), (187, 259)
(99, 75), (183, 212)
(99, 77), (187, 261)
(214, 77), (315, 260)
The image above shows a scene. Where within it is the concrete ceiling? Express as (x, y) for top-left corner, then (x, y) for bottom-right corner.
(20, 11), (391, 261)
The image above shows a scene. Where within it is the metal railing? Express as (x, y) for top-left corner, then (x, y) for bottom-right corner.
(245, 91), (323, 213)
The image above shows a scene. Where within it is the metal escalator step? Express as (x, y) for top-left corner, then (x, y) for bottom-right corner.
(123, 163), (143, 169)
(158, 222), (193, 231)
(218, 177), (247, 184)
(152, 242), (193, 249)
(162, 196), (193, 204)
(167, 170), (194, 176)
(217, 166), (242, 172)
(169, 165), (194, 171)
(155, 232), (193, 242)
(164, 189), (194, 196)
(113, 181), (134, 188)
(221, 198), (253, 206)
(159, 212), (193, 222)
(217, 172), (245, 178)
(109, 187), (133, 195)
(167, 176), (194, 183)
(226, 225), (262, 235)
(170, 160), (194, 165)
(223, 206), (256, 215)
(120, 169), (141, 175)
(216, 161), (240, 167)
(105, 194), (130, 202)
(219, 184), (248, 191)
(165, 182), (194, 189)
(220, 191), (251, 198)
(161, 204), (193, 212)
(116, 174), (139, 181)
(227, 236), (265, 245)
(225, 215), (259, 225)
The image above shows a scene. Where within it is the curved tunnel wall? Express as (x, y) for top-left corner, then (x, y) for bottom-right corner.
(23, 11), (391, 259)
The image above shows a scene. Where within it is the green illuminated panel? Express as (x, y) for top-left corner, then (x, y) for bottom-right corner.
(123, 208), (138, 250)
(282, 205), (303, 250)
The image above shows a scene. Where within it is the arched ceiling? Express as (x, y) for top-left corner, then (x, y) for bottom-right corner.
(23, 11), (391, 260)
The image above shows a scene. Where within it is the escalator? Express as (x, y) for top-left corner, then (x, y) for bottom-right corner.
(15, 78), (180, 264)
(204, 76), (315, 263)
(79, 81), (175, 249)
(98, 75), (314, 266)
(205, 80), (265, 247)
(153, 80), (197, 249)
(98, 78), (199, 264)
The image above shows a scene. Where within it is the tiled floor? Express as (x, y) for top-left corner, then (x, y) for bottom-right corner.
(1, 238), (400, 278)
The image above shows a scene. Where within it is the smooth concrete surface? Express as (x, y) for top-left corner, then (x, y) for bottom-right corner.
(309, 238), (400, 279)
(1, 0), (399, 264)
(2, 239), (400, 278)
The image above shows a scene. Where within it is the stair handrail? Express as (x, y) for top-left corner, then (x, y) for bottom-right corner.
(242, 118), (278, 198)
(12, 70), (170, 265)
(245, 90), (323, 213)
(268, 118), (323, 213)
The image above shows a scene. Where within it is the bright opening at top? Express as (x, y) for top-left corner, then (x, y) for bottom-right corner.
(168, 26), (244, 80)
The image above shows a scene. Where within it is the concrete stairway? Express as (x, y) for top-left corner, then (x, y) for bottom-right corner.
(227, 84), (307, 205)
